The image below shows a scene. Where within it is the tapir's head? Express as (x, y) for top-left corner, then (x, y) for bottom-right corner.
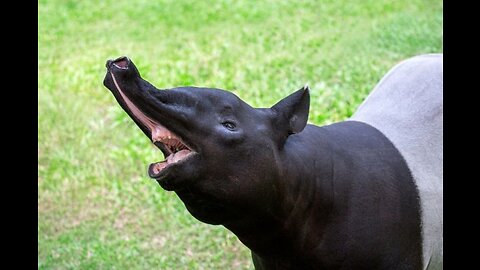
(103, 57), (309, 224)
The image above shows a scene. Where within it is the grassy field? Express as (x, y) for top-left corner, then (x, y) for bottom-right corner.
(38, 0), (442, 269)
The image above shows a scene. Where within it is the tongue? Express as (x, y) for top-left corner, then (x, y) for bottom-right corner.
(167, 149), (191, 164)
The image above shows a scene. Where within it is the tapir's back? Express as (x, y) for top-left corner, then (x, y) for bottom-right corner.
(351, 54), (443, 269)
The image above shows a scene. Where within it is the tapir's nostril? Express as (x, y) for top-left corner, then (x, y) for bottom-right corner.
(106, 56), (130, 70)
(113, 56), (129, 69)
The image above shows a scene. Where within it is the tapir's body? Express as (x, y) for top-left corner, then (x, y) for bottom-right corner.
(103, 54), (443, 270)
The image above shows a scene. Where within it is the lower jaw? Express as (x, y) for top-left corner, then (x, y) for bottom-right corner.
(147, 152), (196, 180)
(148, 162), (167, 179)
(147, 164), (177, 190)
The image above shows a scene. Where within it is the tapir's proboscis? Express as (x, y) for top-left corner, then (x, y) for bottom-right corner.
(103, 54), (443, 270)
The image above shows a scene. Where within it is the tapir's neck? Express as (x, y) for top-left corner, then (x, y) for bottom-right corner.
(224, 125), (335, 263)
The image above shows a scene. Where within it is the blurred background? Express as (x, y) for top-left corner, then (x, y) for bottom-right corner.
(38, 0), (443, 269)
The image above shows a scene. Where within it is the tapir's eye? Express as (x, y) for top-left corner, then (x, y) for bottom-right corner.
(222, 121), (236, 131)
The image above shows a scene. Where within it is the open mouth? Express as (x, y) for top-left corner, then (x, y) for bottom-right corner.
(148, 137), (194, 177)
(107, 56), (196, 179)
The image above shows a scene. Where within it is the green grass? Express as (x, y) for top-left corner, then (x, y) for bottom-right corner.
(38, 0), (442, 269)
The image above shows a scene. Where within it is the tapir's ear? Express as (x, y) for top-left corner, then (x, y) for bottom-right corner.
(271, 85), (310, 135)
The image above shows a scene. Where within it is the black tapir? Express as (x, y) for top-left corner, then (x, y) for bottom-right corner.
(103, 54), (443, 270)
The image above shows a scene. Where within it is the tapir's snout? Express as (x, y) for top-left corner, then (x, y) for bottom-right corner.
(104, 56), (141, 80)
(103, 56), (143, 98)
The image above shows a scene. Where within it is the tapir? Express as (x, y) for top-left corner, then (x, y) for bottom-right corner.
(103, 54), (443, 270)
